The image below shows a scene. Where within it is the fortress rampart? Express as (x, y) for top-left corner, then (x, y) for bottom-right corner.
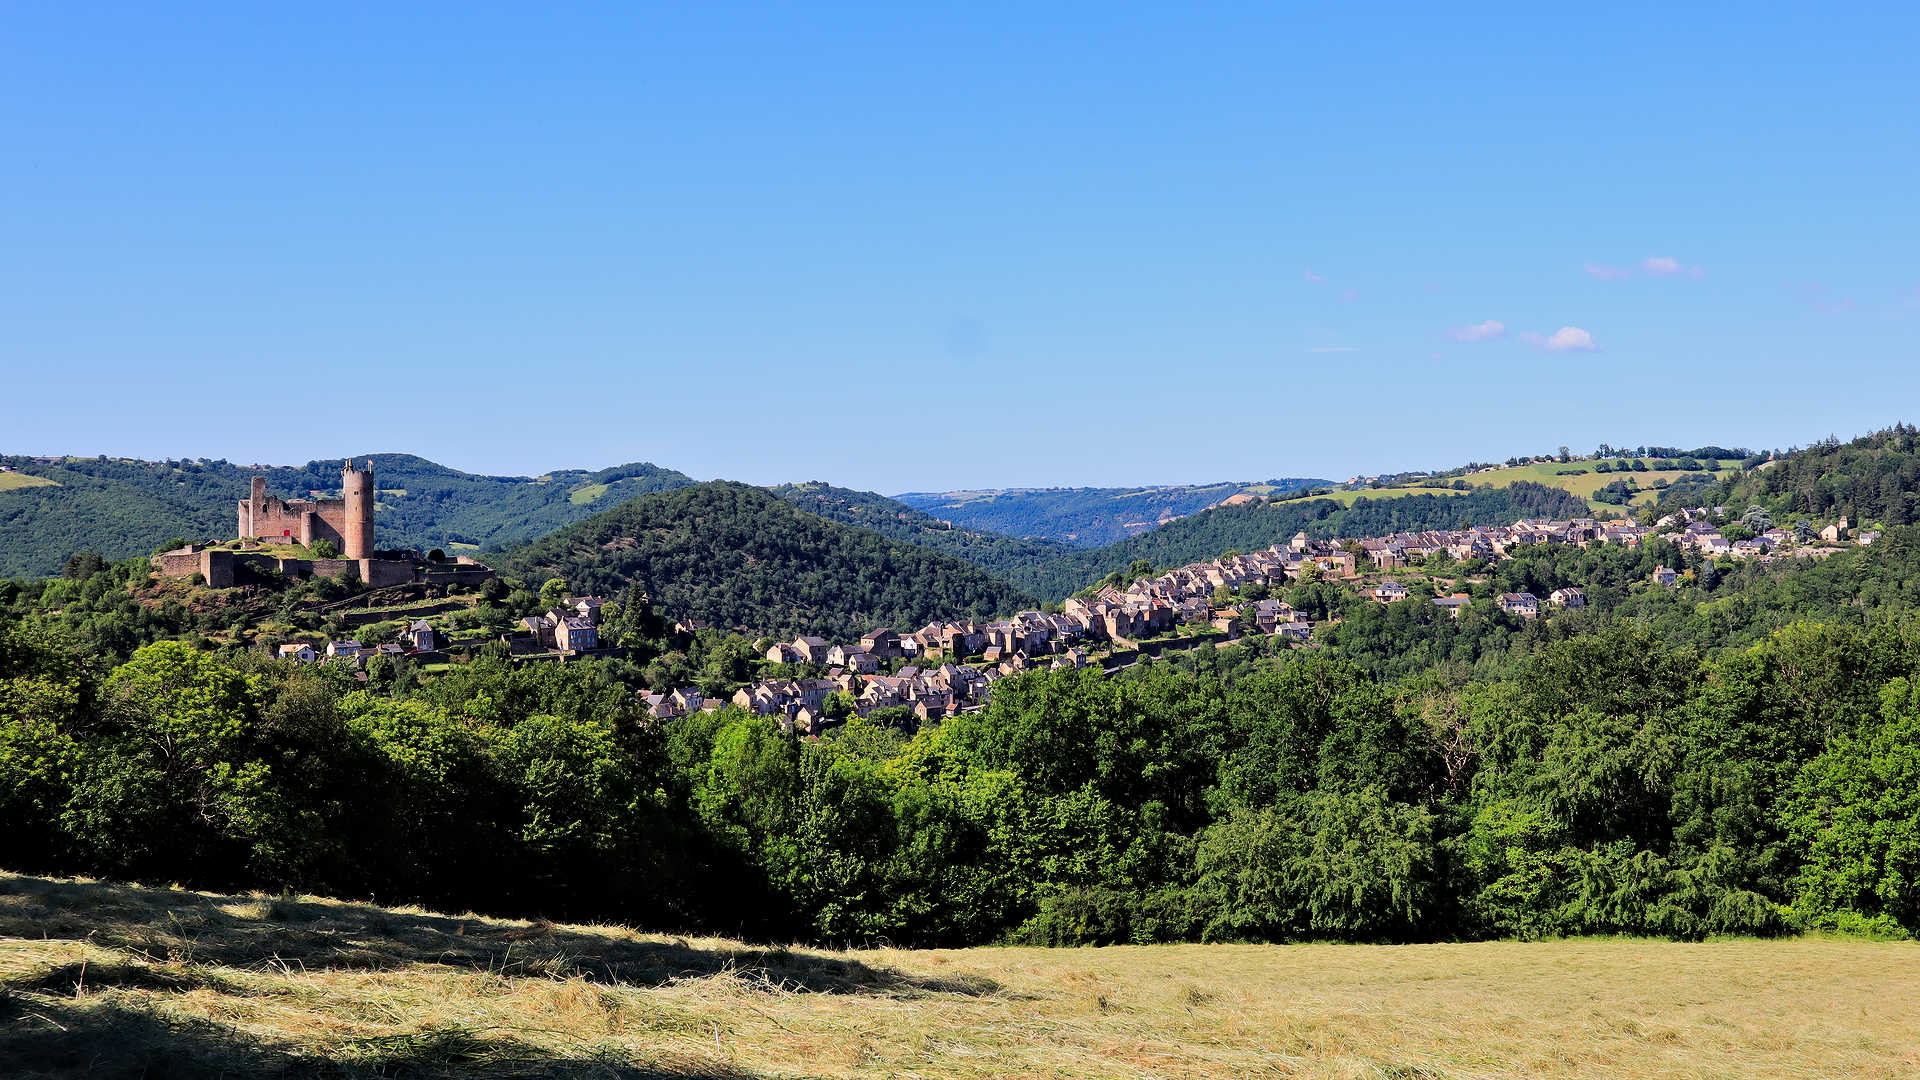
(153, 547), (420, 589)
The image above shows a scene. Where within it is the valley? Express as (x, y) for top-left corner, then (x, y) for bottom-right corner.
(10, 14), (1908, 1076)
(8, 428), (1920, 1078)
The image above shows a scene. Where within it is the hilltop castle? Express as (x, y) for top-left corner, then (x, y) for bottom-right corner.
(154, 459), (494, 590)
(240, 459), (376, 558)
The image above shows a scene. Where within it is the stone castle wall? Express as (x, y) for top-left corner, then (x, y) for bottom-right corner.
(360, 559), (417, 588)
(238, 466), (367, 553)
(153, 549), (428, 590)
(241, 498), (349, 548)
(154, 550), (204, 578)
(421, 564), (497, 587)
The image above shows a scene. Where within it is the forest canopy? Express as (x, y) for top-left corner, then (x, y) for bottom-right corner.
(500, 482), (1039, 641)
(8, 614), (1920, 945)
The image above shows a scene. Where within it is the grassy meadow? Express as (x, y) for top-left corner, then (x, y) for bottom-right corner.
(0, 472), (60, 491)
(1278, 459), (1745, 516)
(1459, 458), (1745, 509)
(1285, 485), (1474, 507)
(2, 872), (1913, 1079)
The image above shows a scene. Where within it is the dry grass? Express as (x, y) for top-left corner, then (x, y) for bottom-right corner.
(2, 872), (1915, 1079)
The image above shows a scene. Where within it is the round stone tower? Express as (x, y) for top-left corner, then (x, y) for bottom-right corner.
(341, 459), (375, 559)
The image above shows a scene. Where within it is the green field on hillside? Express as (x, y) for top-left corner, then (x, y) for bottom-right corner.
(1278, 459), (1744, 517)
(0, 472), (60, 491)
(1285, 484), (1473, 507)
(1403, 459), (1745, 512)
(568, 482), (610, 505)
(2, 871), (1912, 1080)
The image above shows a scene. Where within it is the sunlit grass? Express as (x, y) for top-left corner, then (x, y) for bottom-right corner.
(1284, 485), (1475, 507)
(0, 472), (60, 491)
(2, 870), (1915, 1078)
(1461, 459), (1745, 510)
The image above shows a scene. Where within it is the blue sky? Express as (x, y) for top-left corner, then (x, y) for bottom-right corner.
(5, 4), (1917, 492)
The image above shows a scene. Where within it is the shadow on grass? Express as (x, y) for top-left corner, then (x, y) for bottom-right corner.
(0, 873), (998, 998)
(0, 992), (789, 1080)
(9, 959), (250, 997)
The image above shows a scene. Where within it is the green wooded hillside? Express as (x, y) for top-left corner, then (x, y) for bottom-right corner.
(0, 459), (232, 579)
(500, 482), (1038, 640)
(1656, 425), (1920, 525)
(767, 481), (1075, 580)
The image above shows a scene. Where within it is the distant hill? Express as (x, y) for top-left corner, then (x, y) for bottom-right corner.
(500, 482), (1036, 641)
(895, 479), (1330, 547)
(766, 482), (1075, 581)
(0, 453), (694, 579)
(1014, 481), (1593, 599)
(270, 455), (695, 552)
(0, 458), (233, 578)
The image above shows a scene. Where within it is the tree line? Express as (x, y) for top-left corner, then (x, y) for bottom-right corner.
(1661, 425), (1920, 526)
(6, 609), (1918, 944)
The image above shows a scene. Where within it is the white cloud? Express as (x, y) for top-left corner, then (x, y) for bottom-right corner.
(1641, 255), (1705, 278)
(1520, 326), (1598, 351)
(1448, 319), (1506, 343)
(1588, 257), (1704, 280)
(1303, 270), (1324, 283)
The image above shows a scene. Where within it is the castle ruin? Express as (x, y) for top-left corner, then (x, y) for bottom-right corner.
(154, 458), (495, 590)
(239, 459), (376, 558)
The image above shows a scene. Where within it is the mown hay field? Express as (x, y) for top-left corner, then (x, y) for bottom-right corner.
(1, 871), (1913, 1079)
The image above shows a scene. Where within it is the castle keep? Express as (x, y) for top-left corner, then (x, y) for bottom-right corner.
(240, 460), (375, 558)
